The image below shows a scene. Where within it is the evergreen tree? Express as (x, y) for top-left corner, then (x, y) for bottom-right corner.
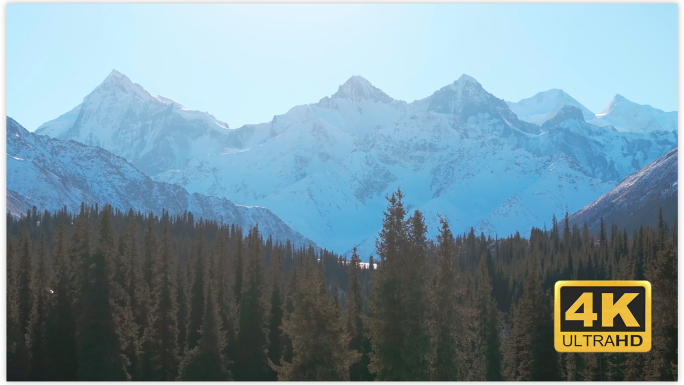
(187, 221), (206, 351)
(110, 215), (140, 379)
(474, 252), (503, 381)
(76, 206), (129, 380)
(233, 225), (270, 380)
(431, 217), (461, 380)
(140, 225), (180, 380)
(643, 225), (677, 381)
(7, 236), (30, 380)
(267, 247), (284, 378)
(26, 234), (49, 380)
(503, 269), (560, 380)
(402, 210), (432, 379)
(4, 195), (677, 381)
(16, 232), (32, 339)
(179, 270), (230, 380)
(347, 248), (374, 381)
(368, 189), (409, 380)
(176, 261), (190, 359)
(275, 256), (360, 380)
(44, 223), (79, 380)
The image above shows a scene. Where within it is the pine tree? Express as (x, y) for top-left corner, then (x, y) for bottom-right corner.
(234, 231), (244, 305)
(178, 259), (231, 380)
(402, 210), (432, 379)
(643, 225), (677, 380)
(140, 225), (180, 380)
(109, 214), (140, 379)
(474, 252), (503, 381)
(178, 286), (231, 380)
(431, 217), (461, 380)
(281, 259), (298, 365)
(7, 237), (30, 380)
(176, 261), (190, 359)
(27, 234), (49, 380)
(44, 223), (79, 380)
(16, 231), (32, 340)
(368, 189), (409, 380)
(76, 206), (129, 380)
(503, 269), (560, 380)
(233, 225), (270, 380)
(267, 247), (284, 378)
(347, 248), (373, 381)
(274, 256), (360, 380)
(214, 229), (237, 371)
(187, 221), (206, 351)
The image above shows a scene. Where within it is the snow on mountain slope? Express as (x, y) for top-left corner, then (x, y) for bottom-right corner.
(570, 147), (678, 235)
(8, 117), (315, 249)
(507, 89), (596, 126)
(35, 72), (678, 259)
(593, 94), (678, 134)
(35, 70), (236, 177)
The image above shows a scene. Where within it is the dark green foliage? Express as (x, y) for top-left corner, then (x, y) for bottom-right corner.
(368, 190), (432, 380)
(267, 248), (284, 379)
(643, 221), (677, 381)
(187, 221), (206, 351)
(44, 223), (79, 380)
(474, 253), (503, 381)
(7, 237), (30, 380)
(274, 255), (360, 380)
(232, 226), (270, 381)
(141, 225), (180, 380)
(431, 217), (461, 380)
(503, 269), (560, 381)
(5, 198), (677, 381)
(347, 248), (374, 381)
(27, 234), (49, 380)
(175, 263), (190, 360)
(368, 190), (410, 380)
(178, 281), (230, 380)
(76, 206), (129, 380)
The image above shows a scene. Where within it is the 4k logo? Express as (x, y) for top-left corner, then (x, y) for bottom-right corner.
(554, 281), (651, 353)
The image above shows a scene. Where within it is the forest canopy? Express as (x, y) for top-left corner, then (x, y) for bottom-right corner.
(6, 191), (678, 381)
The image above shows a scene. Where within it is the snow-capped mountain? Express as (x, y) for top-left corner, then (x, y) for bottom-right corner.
(570, 147), (678, 235)
(507, 89), (596, 126)
(35, 70), (237, 177)
(34, 71), (678, 259)
(594, 94), (678, 134)
(8, 117), (315, 249)
(509, 89), (678, 134)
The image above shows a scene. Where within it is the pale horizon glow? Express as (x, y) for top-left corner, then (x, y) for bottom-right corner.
(7, 4), (678, 131)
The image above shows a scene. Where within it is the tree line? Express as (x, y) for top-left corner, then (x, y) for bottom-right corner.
(6, 190), (678, 381)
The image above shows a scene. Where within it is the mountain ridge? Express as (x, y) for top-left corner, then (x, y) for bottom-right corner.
(569, 147), (678, 235)
(8, 116), (316, 249)
(30, 71), (678, 258)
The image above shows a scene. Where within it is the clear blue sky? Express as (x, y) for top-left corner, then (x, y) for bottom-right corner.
(7, 4), (678, 131)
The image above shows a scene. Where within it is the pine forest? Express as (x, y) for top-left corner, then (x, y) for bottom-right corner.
(5, 190), (678, 381)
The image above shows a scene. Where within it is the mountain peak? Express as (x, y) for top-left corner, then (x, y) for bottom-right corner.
(104, 69), (134, 85)
(90, 69), (157, 104)
(506, 88), (596, 126)
(542, 105), (585, 129)
(613, 94), (628, 103)
(599, 94), (632, 115)
(343, 75), (372, 88)
(331, 75), (394, 103)
(456, 73), (479, 85)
